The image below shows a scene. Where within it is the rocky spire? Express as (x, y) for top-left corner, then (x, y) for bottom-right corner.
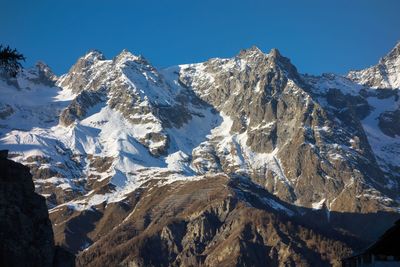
(267, 48), (303, 85)
(57, 49), (107, 92)
(237, 45), (266, 59)
(114, 49), (139, 62)
(113, 49), (152, 68)
(34, 61), (57, 85)
(82, 49), (105, 62)
(379, 41), (400, 64)
(269, 48), (282, 58)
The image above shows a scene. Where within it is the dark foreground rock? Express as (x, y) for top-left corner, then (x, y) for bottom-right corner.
(0, 150), (74, 267)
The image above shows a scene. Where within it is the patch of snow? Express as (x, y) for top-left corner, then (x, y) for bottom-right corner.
(362, 95), (400, 170)
(261, 197), (295, 216)
(312, 198), (326, 210)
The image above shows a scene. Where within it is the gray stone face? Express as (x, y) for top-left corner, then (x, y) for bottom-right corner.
(178, 47), (398, 212)
(27, 62), (58, 87)
(58, 50), (106, 94)
(59, 88), (107, 126)
(379, 109), (400, 138)
(0, 103), (14, 119)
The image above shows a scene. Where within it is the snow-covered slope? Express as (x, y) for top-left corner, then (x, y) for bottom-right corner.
(0, 51), (220, 209)
(361, 92), (400, 179)
(345, 42), (400, 179)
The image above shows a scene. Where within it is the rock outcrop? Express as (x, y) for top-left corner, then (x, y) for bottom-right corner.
(0, 150), (55, 267)
(378, 108), (400, 138)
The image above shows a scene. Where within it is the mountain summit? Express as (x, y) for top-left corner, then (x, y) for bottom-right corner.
(348, 41), (400, 89)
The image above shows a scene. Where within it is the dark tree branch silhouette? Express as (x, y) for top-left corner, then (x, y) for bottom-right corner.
(0, 45), (26, 77)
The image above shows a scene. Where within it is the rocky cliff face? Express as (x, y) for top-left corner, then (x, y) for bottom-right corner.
(0, 150), (54, 267)
(178, 46), (398, 213)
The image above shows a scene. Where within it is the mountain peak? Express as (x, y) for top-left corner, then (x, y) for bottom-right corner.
(114, 49), (140, 63)
(83, 49), (105, 62)
(348, 41), (400, 89)
(114, 50), (154, 70)
(234, 46), (302, 84)
(269, 48), (282, 58)
(237, 46), (266, 59)
(390, 40), (400, 54)
(35, 61), (54, 74)
(267, 48), (302, 84)
(237, 46), (285, 61)
(33, 61), (57, 83)
(379, 40), (400, 64)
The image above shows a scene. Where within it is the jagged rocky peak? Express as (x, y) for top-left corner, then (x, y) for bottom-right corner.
(348, 41), (400, 89)
(380, 41), (400, 64)
(4, 60), (59, 88)
(264, 48), (305, 85)
(239, 46), (302, 84)
(82, 49), (106, 63)
(269, 47), (281, 57)
(57, 47), (175, 156)
(113, 49), (159, 77)
(237, 46), (286, 63)
(113, 49), (162, 84)
(237, 45), (266, 59)
(236, 46), (288, 67)
(74, 49), (107, 69)
(35, 61), (56, 78)
(180, 45), (305, 107)
(114, 49), (140, 63)
(26, 61), (58, 86)
(57, 49), (109, 92)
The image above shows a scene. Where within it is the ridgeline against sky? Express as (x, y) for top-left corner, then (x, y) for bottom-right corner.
(1, 0), (400, 75)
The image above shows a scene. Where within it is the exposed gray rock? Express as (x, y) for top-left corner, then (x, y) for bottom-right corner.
(0, 103), (14, 119)
(59, 88), (106, 126)
(27, 62), (58, 86)
(191, 142), (222, 174)
(57, 50), (106, 93)
(379, 109), (400, 137)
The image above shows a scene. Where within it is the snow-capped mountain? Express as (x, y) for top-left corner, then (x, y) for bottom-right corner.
(1, 42), (400, 265)
(348, 42), (400, 89)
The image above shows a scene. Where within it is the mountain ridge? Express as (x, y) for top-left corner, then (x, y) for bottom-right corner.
(1, 43), (400, 265)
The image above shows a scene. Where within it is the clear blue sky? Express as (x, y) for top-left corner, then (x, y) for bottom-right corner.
(1, 0), (400, 75)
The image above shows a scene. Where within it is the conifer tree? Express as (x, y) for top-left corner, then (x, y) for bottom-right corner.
(0, 45), (25, 77)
